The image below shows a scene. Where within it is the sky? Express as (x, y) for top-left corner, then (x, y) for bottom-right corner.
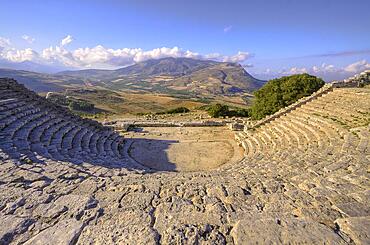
(0, 0), (370, 80)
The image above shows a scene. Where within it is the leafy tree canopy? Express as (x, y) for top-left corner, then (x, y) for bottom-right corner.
(156, 107), (190, 115)
(250, 73), (325, 120)
(207, 104), (250, 118)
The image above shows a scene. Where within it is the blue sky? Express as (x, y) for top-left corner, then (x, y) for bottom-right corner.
(0, 0), (370, 80)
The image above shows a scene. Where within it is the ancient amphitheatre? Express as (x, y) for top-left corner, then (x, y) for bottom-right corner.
(0, 71), (369, 244)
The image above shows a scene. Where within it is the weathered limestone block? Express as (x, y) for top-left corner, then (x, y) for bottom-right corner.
(0, 214), (34, 244)
(230, 217), (345, 244)
(77, 210), (159, 245)
(24, 219), (84, 245)
(336, 216), (370, 244)
(162, 224), (226, 245)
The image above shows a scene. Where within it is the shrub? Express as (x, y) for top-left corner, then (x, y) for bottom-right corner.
(166, 107), (190, 114)
(46, 93), (69, 105)
(207, 104), (229, 118)
(228, 108), (250, 117)
(68, 100), (95, 112)
(156, 107), (190, 115)
(206, 104), (250, 118)
(250, 73), (325, 120)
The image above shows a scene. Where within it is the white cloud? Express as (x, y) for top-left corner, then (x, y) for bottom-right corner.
(222, 51), (252, 63)
(132, 46), (200, 63)
(312, 63), (337, 73)
(2, 48), (39, 62)
(344, 59), (370, 73)
(281, 67), (308, 74)
(203, 51), (252, 63)
(254, 60), (370, 81)
(223, 25), (233, 33)
(0, 37), (39, 63)
(0, 35), (253, 69)
(69, 46), (203, 68)
(60, 35), (73, 46)
(40, 44), (251, 69)
(0, 37), (11, 48)
(22, 35), (35, 44)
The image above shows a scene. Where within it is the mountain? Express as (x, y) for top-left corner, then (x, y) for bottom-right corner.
(0, 69), (87, 92)
(58, 57), (265, 95)
(58, 57), (219, 79)
(1, 57), (265, 95)
(168, 62), (264, 94)
(0, 59), (74, 73)
(113, 57), (219, 77)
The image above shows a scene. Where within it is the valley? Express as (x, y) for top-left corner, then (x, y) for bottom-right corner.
(1, 57), (260, 119)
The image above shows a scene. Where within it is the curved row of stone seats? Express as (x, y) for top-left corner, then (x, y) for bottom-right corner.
(249, 70), (370, 130)
(0, 78), (139, 169)
(250, 83), (334, 129)
(235, 85), (369, 169)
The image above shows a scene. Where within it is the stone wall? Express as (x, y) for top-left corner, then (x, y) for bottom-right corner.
(247, 70), (370, 131)
(111, 120), (227, 131)
(332, 70), (370, 88)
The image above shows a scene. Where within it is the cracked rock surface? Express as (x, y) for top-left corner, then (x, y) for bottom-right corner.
(0, 78), (369, 244)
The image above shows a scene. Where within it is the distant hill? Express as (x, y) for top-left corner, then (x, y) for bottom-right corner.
(113, 57), (219, 77)
(0, 69), (87, 92)
(168, 62), (265, 95)
(1, 57), (265, 95)
(0, 59), (74, 73)
(58, 57), (219, 79)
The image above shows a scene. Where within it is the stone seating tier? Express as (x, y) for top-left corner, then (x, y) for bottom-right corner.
(0, 74), (369, 244)
(0, 78), (129, 169)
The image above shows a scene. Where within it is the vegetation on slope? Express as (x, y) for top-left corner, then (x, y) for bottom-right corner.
(68, 100), (95, 112)
(250, 73), (325, 120)
(207, 104), (250, 118)
(46, 92), (95, 112)
(156, 107), (190, 115)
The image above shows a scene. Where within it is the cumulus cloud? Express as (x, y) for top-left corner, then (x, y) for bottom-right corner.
(281, 67), (308, 75)
(0, 37), (11, 50)
(22, 35), (35, 44)
(132, 46), (200, 63)
(0, 35), (253, 69)
(70, 46), (203, 68)
(60, 35), (73, 46)
(223, 51), (252, 63)
(277, 64), (336, 77)
(0, 37), (40, 62)
(204, 51), (252, 63)
(344, 59), (370, 73)
(312, 63), (337, 73)
(223, 25), (233, 33)
(255, 60), (370, 81)
(2, 48), (39, 62)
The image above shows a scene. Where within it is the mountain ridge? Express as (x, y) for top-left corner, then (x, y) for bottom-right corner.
(57, 57), (220, 79)
(1, 57), (265, 95)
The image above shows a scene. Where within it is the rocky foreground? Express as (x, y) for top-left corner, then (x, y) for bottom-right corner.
(0, 74), (369, 244)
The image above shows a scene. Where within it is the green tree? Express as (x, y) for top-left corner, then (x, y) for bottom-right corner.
(156, 107), (190, 115)
(68, 100), (94, 112)
(207, 104), (229, 118)
(250, 73), (325, 119)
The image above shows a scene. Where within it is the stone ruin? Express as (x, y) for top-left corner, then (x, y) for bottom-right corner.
(0, 78), (143, 169)
(248, 70), (370, 130)
(0, 73), (369, 244)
